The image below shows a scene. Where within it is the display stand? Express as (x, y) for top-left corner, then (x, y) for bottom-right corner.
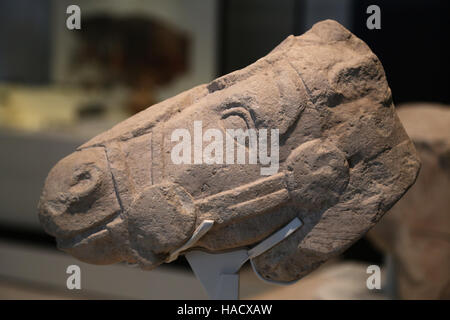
(185, 217), (303, 299)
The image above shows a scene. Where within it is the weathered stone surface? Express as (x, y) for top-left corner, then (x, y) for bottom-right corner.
(369, 103), (450, 299)
(38, 20), (420, 283)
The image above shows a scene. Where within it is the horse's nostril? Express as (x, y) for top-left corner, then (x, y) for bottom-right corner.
(38, 147), (121, 238)
(69, 165), (103, 199)
(77, 171), (91, 180)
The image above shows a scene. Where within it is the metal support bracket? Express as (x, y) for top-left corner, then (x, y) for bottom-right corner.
(185, 217), (303, 299)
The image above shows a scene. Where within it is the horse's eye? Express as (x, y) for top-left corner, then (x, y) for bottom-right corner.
(220, 107), (256, 148)
(221, 107), (255, 131)
(222, 113), (248, 131)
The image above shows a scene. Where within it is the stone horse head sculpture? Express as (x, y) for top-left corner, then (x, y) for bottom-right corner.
(38, 20), (420, 284)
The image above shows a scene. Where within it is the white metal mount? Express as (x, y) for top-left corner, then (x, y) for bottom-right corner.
(185, 217), (303, 299)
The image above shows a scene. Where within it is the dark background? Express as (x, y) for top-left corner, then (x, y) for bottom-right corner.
(219, 0), (450, 105)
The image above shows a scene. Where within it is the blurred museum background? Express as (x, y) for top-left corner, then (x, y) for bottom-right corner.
(0, 0), (448, 299)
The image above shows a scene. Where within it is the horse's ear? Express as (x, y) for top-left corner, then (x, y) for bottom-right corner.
(125, 183), (197, 264)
